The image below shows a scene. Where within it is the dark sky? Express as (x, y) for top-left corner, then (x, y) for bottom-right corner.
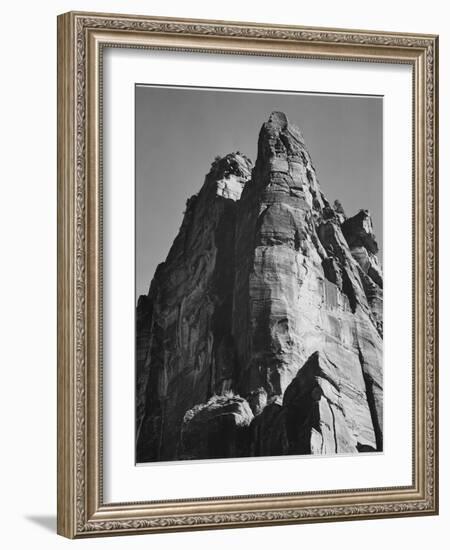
(136, 85), (382, 298)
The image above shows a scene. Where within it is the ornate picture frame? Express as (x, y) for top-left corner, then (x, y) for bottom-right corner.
(57, 11), (438, 538)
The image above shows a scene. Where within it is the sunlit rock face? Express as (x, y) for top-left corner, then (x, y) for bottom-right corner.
(136, 112), (383, 462)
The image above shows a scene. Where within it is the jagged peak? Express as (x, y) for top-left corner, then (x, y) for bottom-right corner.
(262, 111), (306, 146)
(249, 112), (330, 214)
(205, 152), (253, 202)
(256, 111), (310, 169)
(267, 111), (289, 130)
(333, 199), (347, 218)
(208, 151), (253, 179)
(342, 209), (379, 255)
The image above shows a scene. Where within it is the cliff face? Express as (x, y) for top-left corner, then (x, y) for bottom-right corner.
(136, 112), (383, 462)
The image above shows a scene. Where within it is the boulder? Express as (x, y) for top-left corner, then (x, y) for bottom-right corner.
(180, 395), (253, 460)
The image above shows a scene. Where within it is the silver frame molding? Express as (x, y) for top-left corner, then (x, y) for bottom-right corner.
(57, 11), (439, 538)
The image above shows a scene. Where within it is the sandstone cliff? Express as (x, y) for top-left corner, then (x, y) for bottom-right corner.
(136, 112), (383, 462)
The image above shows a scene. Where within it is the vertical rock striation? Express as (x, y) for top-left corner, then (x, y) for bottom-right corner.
(136, 112), (383, 462)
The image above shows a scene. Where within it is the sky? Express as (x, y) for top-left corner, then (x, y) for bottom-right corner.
(135, 85), (382, 298)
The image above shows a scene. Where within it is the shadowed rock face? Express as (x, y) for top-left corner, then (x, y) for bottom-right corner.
(136, 112), (383, 462)
(180, 395), (254, 460)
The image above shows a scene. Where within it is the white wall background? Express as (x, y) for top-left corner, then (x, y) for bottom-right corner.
(0, 0), (446, 548)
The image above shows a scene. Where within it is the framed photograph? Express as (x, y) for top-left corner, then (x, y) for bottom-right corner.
(57, 11), (439, 538)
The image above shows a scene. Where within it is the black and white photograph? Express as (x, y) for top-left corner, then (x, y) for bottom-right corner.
(135, 86), (383, 463)
(2, 1), (442, 545)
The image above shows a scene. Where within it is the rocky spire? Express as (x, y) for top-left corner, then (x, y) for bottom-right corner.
(136, 113), (383, 462)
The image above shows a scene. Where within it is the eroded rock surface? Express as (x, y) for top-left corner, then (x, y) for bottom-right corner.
(180, 394), (254, 460)
(136, 112), (383, 462)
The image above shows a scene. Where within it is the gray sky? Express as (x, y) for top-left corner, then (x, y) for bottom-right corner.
(136, 85), (382, 298)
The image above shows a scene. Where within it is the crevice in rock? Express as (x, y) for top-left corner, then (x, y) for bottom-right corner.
(342, 268), (357, 313)
(358, 347), (383, 451)
(326, 398), (339, 453)
(294, 229), (301, 251)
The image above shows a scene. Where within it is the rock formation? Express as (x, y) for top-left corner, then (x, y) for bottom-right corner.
(136, 112), (383, 463)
